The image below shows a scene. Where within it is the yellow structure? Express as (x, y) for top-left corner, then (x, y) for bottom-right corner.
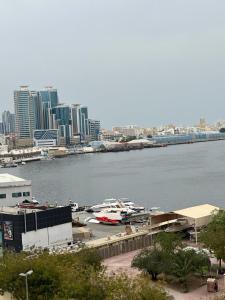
(174, 204), (219, 228)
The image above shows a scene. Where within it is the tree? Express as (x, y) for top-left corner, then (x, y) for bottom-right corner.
(170, 249), (210, 292)
(155, 232), (183, 253)
(105, 275), (170, 300)
(200, 210), (225, 272)
(132, 232), (210, 292)
(132, 233), (182, 281)
(132, 248), (167, 281)
(0, 249), (169, 300)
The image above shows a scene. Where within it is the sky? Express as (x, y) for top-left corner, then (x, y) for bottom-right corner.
(0, 0), (225, 128)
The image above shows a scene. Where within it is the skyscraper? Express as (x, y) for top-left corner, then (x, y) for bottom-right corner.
(79, 106), (89, 138)
(14, 86), (35, 138)
(71, 104), (89, 140)
(38, 87), (59, 129)
(52, 104), (72, 145)
(31, 91), (43, 130)
(2, 110), (15, 134)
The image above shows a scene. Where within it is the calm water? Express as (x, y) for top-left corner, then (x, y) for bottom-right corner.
(2, 140), (225, 211)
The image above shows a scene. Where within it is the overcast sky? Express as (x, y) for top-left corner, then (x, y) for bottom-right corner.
(0, 0), (225, 128)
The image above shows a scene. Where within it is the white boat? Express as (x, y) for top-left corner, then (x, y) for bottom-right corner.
(69, 202), (79, 212)
(120, 198), (145, 212)
(87, 198), (121, 212)
(87, 198), (145, 213)
(93, 207), (135, 225)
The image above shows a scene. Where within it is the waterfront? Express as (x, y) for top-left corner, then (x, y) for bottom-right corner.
(1, 140), (225, 212)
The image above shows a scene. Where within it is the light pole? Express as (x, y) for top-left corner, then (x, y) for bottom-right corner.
(19, 270), (33, 300)
(149, 207), (160, 245)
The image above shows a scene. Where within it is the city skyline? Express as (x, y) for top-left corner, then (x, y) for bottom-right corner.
(1, 1), (225, 128)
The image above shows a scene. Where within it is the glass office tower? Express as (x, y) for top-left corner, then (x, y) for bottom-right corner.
(14, 86), (35, 138)
(53, 105), (72, 145)
(38, 87), (59, 129)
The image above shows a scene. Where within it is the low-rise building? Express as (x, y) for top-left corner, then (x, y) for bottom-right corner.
(88, 119), (101, 141)
(0, 206), (72, 252)
(33, 129), (59, 147)
(0, 174), (32, 206)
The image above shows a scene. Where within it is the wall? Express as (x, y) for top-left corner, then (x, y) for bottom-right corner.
(96, 234), (152, 259)
(22, 222), (73, 250)
(0, 185), (32, 206)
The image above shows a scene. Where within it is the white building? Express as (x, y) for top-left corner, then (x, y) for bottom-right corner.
(0, 174), (32, 206)
(33, 129), (59, 147)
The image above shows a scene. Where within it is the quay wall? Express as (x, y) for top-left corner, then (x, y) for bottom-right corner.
(87, 231), (154, 259)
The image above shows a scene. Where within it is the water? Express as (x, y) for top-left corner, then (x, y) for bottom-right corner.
(2, 140), (225, 211)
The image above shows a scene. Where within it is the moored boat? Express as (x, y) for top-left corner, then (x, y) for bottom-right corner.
(18, 198), (48, 210)
(87, 198), (145, 213)
(93, 207), (135, 225)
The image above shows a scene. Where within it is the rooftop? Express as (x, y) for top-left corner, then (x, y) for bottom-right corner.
(0, 173), (27, 183)
(0, 206), (42, 215)
(174, 204), (219, 219)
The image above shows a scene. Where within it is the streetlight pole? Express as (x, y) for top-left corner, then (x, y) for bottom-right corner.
(19, 270), (33, 300)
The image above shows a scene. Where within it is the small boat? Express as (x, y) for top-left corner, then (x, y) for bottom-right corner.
(1, 162), (18, 168)
(120, 198), (145, 212)
(18, 198), (48, 210)
(93, 207), (135, 225)
(69, 201), (85, 212)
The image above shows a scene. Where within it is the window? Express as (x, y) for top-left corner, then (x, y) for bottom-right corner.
(12, 192), (22, 198)
(23, 192), (30, 197)
(0, 194), (6, 199)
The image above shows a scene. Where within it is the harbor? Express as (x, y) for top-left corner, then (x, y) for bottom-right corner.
(2, 139), (225, 212)
(1, 131), (225, 168)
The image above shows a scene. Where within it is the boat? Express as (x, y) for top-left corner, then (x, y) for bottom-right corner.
(86, 198), (120, 212)
(93, 207), (135, 225)
(120, 198), (145, 212)
(18, 198), (48, 210)
(69, 201), (85, 212)
(1, 162), (18, 168)
(87, 198), (145, 213)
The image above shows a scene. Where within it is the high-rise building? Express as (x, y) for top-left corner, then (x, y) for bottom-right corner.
(88, 119), (101, 141)
(71, 104), (81, 136)
(14, 86), (35, 138)
(8, 113), (15, 134)
(71, 104), (89, 141)
(52, 104), (72, 145)
(0, 123), (4, 135)
(79, 106), (89, 138)
(2, 111), (15, 134)
(38, 87), (59, 129)
(31, 91), (43, 130)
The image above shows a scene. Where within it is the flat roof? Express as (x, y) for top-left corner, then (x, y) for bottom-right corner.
(0, 207), (42, 215)
(0, 173), (27, 183)
(173, 204), (219, 219)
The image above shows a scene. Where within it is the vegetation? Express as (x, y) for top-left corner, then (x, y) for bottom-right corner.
(170, 249), (210, 292)
(0, 249), (170, 300)
(132, 248), (167, 281)
(132, 232), (210, 292)
(200, 210), (225, 272)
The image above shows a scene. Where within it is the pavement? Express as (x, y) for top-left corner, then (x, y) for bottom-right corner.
(103, 250), (225, 300)
(0, 293), (12, 300)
